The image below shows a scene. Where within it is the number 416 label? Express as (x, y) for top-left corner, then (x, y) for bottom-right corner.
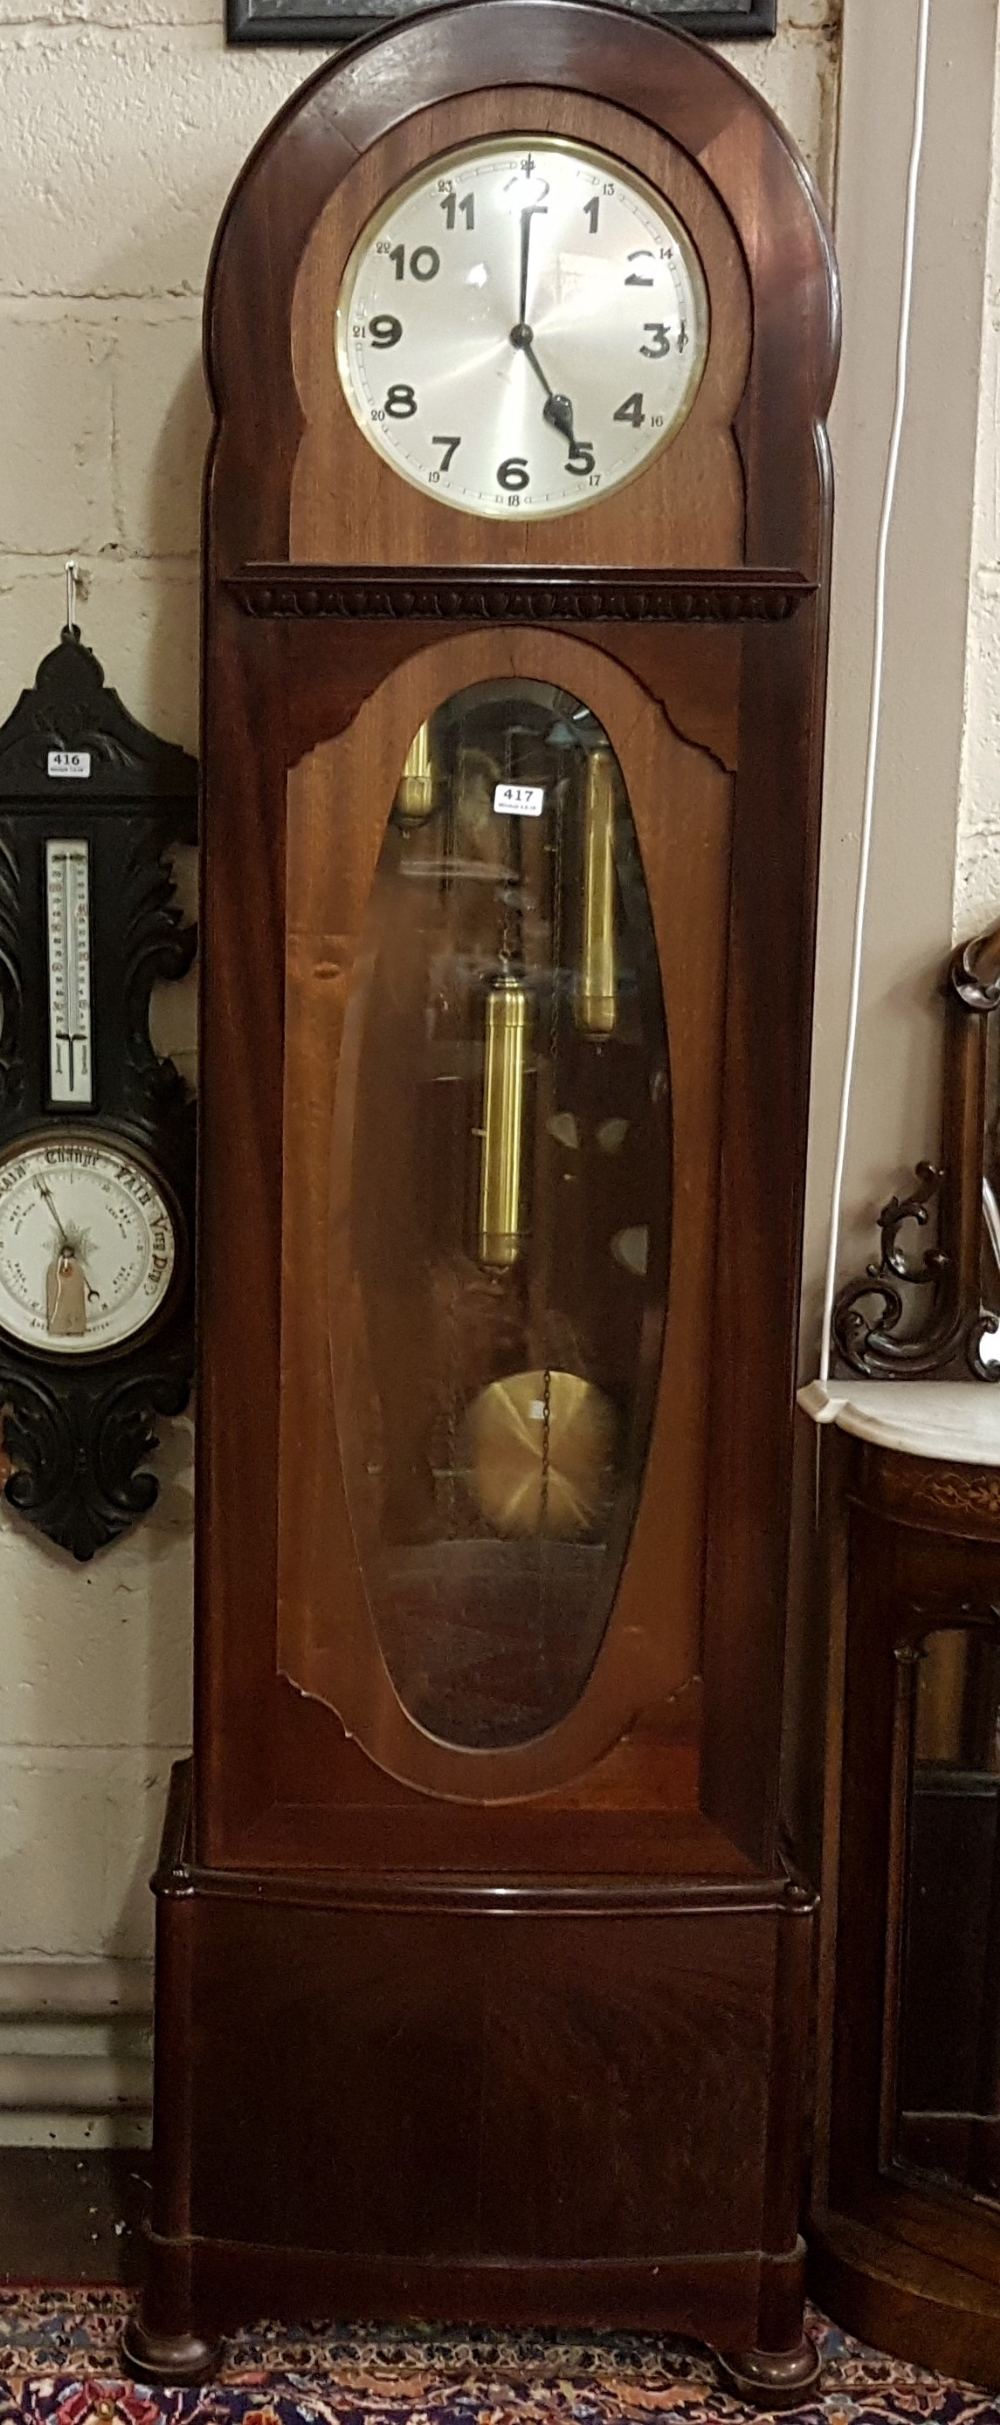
(47, 750), (91, 779)
(493, 782), (545, 818)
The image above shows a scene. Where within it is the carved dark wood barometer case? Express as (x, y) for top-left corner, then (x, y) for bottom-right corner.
(0, 627), (195, 1560)
(126, 2), (838, 2390)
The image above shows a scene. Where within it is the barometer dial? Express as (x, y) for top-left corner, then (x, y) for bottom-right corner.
(0, 1135), (178, 1356)
(336, 136), (710, 520)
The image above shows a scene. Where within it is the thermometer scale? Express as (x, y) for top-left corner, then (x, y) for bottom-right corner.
(45, 838), (93, 1107)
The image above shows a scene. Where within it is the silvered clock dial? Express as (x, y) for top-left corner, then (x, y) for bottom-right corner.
(335, 137), (710, 520)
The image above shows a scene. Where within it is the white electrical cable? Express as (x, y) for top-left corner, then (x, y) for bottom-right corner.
(818, 0), (932, 1384)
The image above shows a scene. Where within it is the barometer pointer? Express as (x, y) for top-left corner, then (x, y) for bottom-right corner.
(35, 1174), (98, 1303)
(35, 1173), (73, 1257)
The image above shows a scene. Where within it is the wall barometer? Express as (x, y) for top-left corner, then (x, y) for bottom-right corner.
(0, 622), (195, 1558)
(125, 0), (838, 2397)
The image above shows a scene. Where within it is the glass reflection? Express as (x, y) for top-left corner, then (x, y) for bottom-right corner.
(334, 680), (671, 1753)
(897, 1623), (1000, 2200)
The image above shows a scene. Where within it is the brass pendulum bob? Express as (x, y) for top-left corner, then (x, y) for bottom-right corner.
(477, 975), (529, 1271)
(393, 719), (446, 833)
(576, 744), (617, 1037)
(462, 1366), (617, 1540)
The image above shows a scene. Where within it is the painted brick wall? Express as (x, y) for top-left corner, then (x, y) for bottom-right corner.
(0, 1), (842, 2033)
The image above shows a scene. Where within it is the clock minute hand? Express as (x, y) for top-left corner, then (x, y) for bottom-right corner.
(517, 205), (534, 329)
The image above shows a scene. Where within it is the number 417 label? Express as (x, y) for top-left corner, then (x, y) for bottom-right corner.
(493, 782), (545, 818)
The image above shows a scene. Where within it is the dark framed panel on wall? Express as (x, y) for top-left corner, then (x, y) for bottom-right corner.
(228, 0), (776, 52)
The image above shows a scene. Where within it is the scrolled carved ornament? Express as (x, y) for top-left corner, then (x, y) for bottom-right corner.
(834, 922), (1000, 1383)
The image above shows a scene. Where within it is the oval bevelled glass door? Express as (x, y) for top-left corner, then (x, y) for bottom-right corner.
(333, 680), (670, 1752)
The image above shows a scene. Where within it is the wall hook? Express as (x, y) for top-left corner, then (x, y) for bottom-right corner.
(64, 558), (80, 640)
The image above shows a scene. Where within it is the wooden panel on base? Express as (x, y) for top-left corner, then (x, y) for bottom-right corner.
(128, 1764), (817, 2399)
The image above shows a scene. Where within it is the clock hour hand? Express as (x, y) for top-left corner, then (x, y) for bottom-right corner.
(542, 387), (577, 446)
(508, 321), (576, 446)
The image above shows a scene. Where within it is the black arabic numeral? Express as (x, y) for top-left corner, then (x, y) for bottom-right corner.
(640, 322), (671, 359)
(624, 250), (655, 288)
(584, 195), (600, 234)
(432, 434), (461, 472)
(389, 243), (440, 283)
(565, 439), (595, 477)
(369, 314), (403, 348)
(441, 189), (475, 231)
(497, 456), (530, 492)
(385, 383), (417, 418)
(613, 392), (645, 428)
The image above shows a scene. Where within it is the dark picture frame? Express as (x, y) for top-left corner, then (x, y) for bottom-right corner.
(227, 0), (776, 51)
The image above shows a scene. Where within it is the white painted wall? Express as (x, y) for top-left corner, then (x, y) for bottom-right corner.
(958, 17), (1000, 940)
(805, 0), (1000, 1335)
(3, 0), (996, 2130)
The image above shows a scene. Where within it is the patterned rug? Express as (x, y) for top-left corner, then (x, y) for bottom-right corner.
(0, 2293), (995, 2425)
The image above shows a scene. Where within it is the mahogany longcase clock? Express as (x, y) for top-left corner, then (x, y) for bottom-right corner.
(125, 2), (838, 2392)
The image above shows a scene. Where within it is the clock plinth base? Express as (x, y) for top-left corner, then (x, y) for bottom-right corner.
(716, 2328), (822, 2410)
(120, 2315), (222, 2388)
(137, 1766), (816, 2373)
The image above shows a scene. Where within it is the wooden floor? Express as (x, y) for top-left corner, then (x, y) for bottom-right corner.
(0, 2150), (151, 2286)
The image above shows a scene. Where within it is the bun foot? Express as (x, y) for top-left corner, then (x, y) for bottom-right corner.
(120, 2314), (222, 2385)
(715, 2337), (822, 2408)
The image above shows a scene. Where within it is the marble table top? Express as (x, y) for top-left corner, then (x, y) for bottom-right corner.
(799, 1378), (1000, 1467)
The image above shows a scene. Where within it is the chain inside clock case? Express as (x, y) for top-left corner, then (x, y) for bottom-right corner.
(0, 623), (196, 1560)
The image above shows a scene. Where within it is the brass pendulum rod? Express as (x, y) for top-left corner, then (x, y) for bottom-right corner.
(478, 976), (529, 1270)
(576, 744), (617, 1038)
(393, 718), (445, 833)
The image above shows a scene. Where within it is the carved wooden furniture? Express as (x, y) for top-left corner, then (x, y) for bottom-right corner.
(124, 2), (838, 2391)
(834, 922), (1000, 1380)
(809, 918), (1000, 2379)
(811, 1403), (1000, 2383)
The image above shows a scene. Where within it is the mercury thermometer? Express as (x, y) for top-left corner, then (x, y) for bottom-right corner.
(45, 838), (93, 1107)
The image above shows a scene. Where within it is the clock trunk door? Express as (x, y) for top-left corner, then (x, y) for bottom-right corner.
(274, 631), (731, 1815)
